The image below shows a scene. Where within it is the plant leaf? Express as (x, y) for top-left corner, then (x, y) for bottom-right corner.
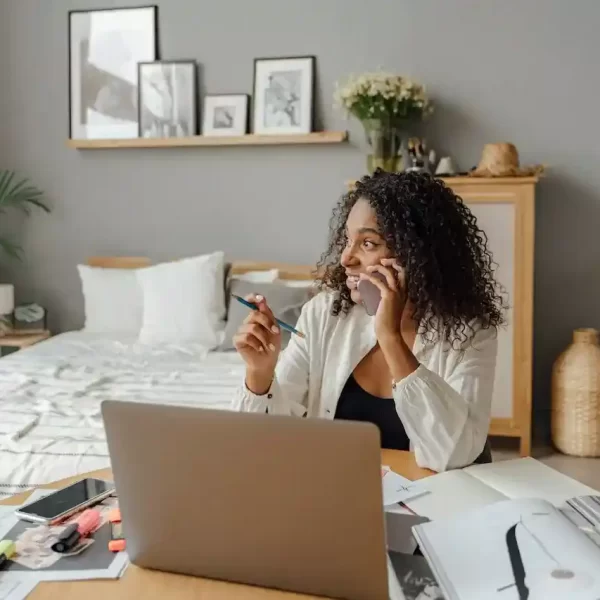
(23, 197), (50, 212)
(0, 237), (23, 261)
(0, 171), (16, 202)
(0, 170), (50, 261)
(3, 176), (31, 199)
(0, 170), (50, 213)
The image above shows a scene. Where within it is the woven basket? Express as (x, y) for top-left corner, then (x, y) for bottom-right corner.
(551, 328), (600, 457)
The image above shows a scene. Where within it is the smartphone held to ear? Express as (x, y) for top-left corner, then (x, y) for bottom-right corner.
(357, 272), (387, 316)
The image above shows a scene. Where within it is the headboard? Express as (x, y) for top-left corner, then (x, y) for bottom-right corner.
(229, 261), (315, 281)
(86, 257), (316, 281)
(87, 256), (151, 269)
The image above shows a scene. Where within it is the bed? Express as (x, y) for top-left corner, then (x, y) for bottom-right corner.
(0, 258), (315, 497)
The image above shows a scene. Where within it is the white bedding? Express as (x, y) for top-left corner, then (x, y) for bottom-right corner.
(0, 332), (245, 497)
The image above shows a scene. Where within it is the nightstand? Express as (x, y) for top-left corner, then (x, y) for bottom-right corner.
(0, 330), (51, 355)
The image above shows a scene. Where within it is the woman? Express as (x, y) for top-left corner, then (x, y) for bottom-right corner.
(232, 170), (505, 472)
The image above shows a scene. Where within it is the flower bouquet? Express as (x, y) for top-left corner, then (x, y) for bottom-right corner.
(334, 71), (433, 173)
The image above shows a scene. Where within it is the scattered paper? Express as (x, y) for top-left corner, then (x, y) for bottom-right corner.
(384, 502), (418, 516)
(0, 490), (128, 586)
(382, 466), (429, 507)
(0, 579), (38, 600)
(13, 522), (62, 570)
(0, 506), (15, 528)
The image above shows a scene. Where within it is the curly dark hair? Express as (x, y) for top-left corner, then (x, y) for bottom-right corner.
(316, 169), (506, 344)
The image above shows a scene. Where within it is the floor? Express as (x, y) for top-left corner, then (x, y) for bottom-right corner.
(491, 438), (600, 490)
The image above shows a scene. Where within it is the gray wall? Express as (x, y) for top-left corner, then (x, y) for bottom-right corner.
(1, 0), (599, 440)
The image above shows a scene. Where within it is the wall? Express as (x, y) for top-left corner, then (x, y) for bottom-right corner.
(1, 0), (599, 440)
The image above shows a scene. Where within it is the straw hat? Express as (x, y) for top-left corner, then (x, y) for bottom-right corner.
(470, 142), (544, 177)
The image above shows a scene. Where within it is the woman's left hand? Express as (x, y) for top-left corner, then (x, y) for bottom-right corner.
(359, 258), (407, 343)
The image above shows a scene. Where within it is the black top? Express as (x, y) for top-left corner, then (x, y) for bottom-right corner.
(334, 375), (410, 451)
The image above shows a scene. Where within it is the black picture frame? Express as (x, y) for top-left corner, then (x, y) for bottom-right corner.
(68, 5), (159, 140)
(252, 55), (316, 135)
(202, 93), (250, 136)
(138, 60), (199, 138)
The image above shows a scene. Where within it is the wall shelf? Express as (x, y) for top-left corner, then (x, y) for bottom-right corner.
(346, 175), (539, 188)
(67, 131), (348, 150)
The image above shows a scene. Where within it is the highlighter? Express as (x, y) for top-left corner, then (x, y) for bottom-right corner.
(0, 539), (16, 568)
(51, 508), (100, 553)
(108, 508), (126, 552)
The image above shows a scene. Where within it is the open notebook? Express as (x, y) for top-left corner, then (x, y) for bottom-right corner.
(413, 497), (600, 600)
(405, 457), (599, 521)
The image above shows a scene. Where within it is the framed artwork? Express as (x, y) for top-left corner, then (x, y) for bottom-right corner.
(138, 61), (198, 138)
(252, 56), (315, 135)
(68, 6), (158, 140)
(202, 94), (249, 137)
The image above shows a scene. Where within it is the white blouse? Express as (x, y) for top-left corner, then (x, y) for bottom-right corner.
(232, 291), (497, 472)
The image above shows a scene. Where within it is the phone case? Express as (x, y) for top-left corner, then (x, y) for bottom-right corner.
(357, 272), (387, 316)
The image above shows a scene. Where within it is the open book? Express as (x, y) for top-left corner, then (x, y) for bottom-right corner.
(413, 497), (600, 600)
(404, 457), (599, 521)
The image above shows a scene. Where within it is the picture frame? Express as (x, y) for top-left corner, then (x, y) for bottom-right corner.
(252, 56), (315, 135)
(202, 94), (249, 137)
(138, 60), (198, 138)
(68, 5), (159, 140)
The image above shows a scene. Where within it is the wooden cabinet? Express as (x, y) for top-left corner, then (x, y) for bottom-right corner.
(442, 177), (537, 456)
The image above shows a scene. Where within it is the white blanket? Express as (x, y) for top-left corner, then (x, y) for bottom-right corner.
(0, 332), (245, 497)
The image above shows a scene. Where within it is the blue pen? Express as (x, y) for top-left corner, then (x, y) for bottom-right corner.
(231, 294), (306, 339)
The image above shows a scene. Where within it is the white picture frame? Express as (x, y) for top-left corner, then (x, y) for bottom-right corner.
(202, 94), (249, 137)
(68, 6), (158, 140)
(252, 56), (315, 135)
(138, 61), (198, 138)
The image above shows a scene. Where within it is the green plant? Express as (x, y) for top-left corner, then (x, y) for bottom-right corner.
(0, 170), (50, 259)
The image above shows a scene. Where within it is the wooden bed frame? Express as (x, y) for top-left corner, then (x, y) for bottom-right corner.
(86, 257), (316, 281)
(87, 256), (151, 269)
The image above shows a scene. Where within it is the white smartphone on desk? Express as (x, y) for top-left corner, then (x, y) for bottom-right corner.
(15, 478), (114, 524)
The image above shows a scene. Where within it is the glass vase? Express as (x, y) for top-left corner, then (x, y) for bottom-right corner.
(362, 118), (406, 174)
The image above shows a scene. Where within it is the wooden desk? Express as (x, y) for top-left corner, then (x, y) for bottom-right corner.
(1, 450), (432, 600)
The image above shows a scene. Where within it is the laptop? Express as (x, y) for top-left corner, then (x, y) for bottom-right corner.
(101, 400), (405, 600)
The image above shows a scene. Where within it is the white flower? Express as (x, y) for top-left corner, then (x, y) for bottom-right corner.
(333, 71), (432, 119)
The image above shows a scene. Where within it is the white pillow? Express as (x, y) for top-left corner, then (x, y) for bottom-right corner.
(137, 252), (226, 346)
(77, 265), (143, 334)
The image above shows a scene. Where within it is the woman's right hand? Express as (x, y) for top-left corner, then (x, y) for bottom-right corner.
(233, 295), (281, 394)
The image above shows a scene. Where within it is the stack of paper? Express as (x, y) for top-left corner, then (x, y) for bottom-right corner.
(405, 457), (599, 521)
(404, 458), (600, 599)
(413, 497), (600, 600)
(567, 496), (600, 530)
(381, 465), (429, 507)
